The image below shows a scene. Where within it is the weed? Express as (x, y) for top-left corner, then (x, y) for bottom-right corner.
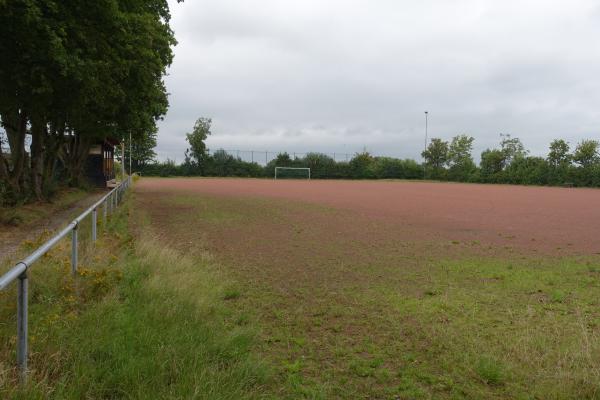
(475, 356), (505, 386)
(223, 288), (242, 300)
(424, 289), (441, 297)
(550, 289), (566, 303)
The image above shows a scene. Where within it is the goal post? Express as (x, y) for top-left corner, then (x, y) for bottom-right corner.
(274, 167), (311, 180)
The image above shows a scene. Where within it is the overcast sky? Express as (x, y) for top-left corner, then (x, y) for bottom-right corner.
(156, 0), (600, 163)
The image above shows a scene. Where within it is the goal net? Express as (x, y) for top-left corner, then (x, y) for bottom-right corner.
(274, 167), (311, 180)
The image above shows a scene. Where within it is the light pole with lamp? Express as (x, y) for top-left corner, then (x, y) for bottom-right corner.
(424, 111), (429, 152)
(423, 111), (429, 179)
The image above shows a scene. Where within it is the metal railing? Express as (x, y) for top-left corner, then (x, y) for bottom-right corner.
(0, 175), (132, 382)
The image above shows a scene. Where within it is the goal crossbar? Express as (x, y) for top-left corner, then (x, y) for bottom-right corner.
(274, 167), (311, 180)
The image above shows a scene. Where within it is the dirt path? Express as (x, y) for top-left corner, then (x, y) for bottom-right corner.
(0, 190), (105, 266)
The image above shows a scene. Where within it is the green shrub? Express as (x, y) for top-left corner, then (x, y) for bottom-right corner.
(349, 152), (375, 179)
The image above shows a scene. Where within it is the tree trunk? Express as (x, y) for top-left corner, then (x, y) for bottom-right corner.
(0, 108), (28, 198)
(42, 123), (65, 195)
(29, 115), (46, 201)
(60, 132), (91, 187)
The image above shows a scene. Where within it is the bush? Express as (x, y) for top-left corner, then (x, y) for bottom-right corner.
(205, 150), (264, 177)
(504, 156), (549, 185)
(371, 157), (405, 179)
(140, 159), (183, 177)
(303, 153), (337, 179)
(349, 152), (375, 179)
(447, 159), (477, 182)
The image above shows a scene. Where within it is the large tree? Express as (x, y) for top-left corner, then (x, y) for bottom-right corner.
(422, 138), (449, 169)
(480, 149), (506, 181)
(499, 134), (527, 165)
(546, 139), (571, 184)
(572, 140), (599, 168)
(422, 138), (449, 179)
(0, 0), (178, 203)
(447, 134), (476, 181)
(185, 117), (212, 173)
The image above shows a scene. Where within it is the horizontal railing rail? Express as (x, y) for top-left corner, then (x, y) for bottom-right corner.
(0, 175), (132, 382)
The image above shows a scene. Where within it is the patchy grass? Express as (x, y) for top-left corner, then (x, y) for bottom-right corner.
(0, 194), (274, 399)
(6, 179), (597, 398)
(0, 188), (90, 227)
(135, 186), (600, 399)
(475, 356), (505, 386)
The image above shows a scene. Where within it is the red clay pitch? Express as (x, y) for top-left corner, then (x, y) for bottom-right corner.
(137, 178), (600, 255)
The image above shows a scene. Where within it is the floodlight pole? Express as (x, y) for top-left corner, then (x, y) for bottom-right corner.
(423, 111), (429, 180)
(424, 111), (429, 152)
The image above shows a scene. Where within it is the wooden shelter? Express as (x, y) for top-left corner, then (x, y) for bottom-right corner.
(84, 138), (119, 187)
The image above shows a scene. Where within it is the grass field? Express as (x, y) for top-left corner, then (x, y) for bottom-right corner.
(1, 194), (271, 399)
(2, 178), (600, 399)
(133, 178), (600, 399)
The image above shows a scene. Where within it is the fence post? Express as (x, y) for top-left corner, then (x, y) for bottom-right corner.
(104, 199), (108, 223)
(17, 269), (28, 383)
(92, 208), (97, 242)
(71, 225), (78, 275)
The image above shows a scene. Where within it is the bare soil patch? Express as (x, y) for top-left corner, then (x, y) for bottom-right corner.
(137, 177), (600, 256)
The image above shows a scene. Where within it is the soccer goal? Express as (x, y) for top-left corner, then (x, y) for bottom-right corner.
(274, 167), (311, 180)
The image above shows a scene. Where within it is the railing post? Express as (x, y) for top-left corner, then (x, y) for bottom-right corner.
(17, 269), (28, 383)
(71, 225), (78, 275)
(103, 199), (108, 224)
(92, 208), (97, 242)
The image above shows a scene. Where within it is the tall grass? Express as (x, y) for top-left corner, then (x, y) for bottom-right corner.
(0, 196), (272, 399)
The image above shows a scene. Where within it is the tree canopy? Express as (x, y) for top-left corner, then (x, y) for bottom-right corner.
(0, 0), (179, 204)
(184, 117), (212, 174)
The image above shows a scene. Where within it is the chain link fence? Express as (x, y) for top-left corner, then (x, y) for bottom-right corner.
(207, 149), (354, 166)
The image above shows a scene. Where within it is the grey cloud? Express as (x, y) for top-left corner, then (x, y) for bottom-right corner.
(156, 0), (600, 162)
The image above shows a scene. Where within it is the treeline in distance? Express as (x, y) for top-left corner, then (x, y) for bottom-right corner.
(142, 119), (600, 187)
